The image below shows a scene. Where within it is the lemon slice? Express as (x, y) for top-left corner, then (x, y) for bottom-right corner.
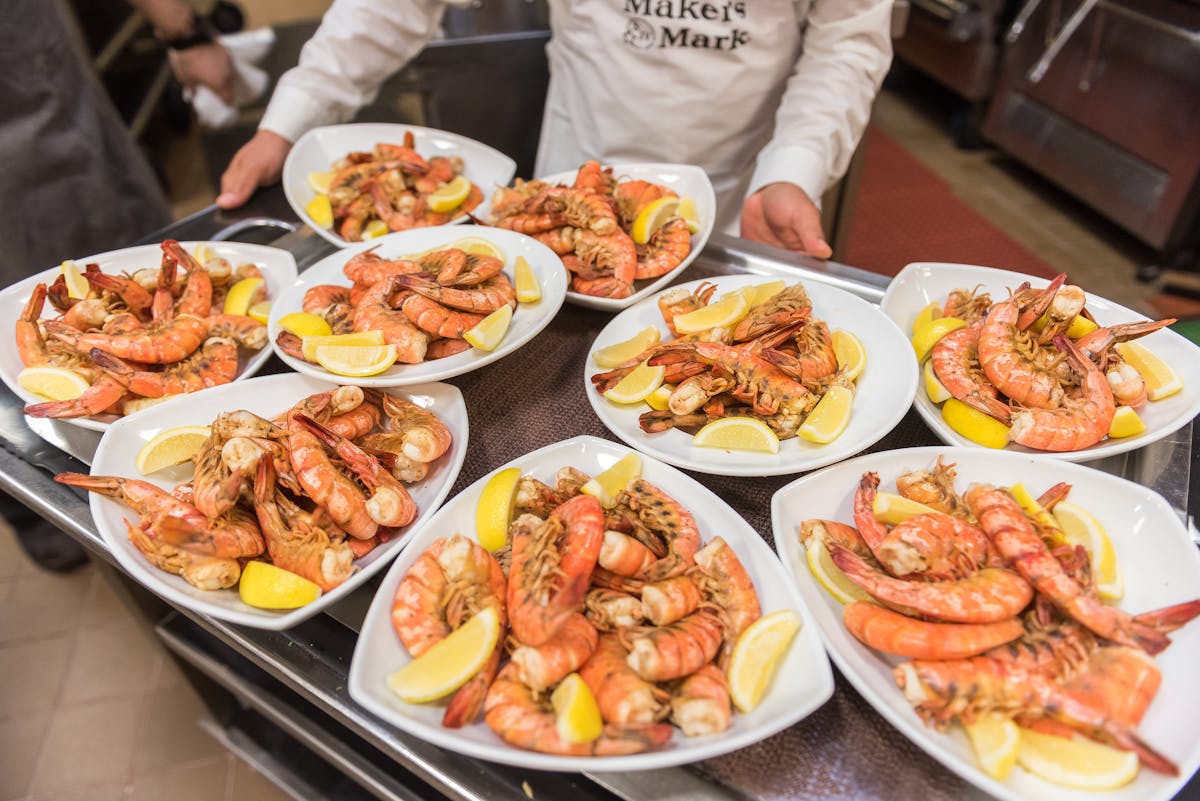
(831, 330), (866, 382)
(745, 280), (786, 308)
(306, 195), (334, 229)
(581, 452), (642, 509)
(301, 331), (385, 361)
(672, 291), (750, 334)
(476, 467), (521, 553)
(363, 220), (390, 239)
(192, 243), (216, 265)
(61, 259), (90, 300)
(1009, 482), (1067, 547)
(911, 317), (968, 362)
(314, 344), (398, 377)
(693, 416), (781, 454)
(247, 300), (272, 324)
(942, 398), (1010, 449)
(122, 395), (179, 415)
(797, 385), (854, 444)
(514, 256), (540, 303)
(644, 384), (674, 411)
(593, 326), (661, 369)
(551, 673), (604, 743)
(136, 425), (212, 475)
(923, 360), (952, 403)
(427, 175), (472, 213)
(223, 277), (265, 316)
(677, 196), (701, 235)
(872, 492), (939, 526)
(806, 537), (872, 604)
(307, 171), (333, 194)
(463, 304), (513, 352)
(446, 236), (505, 261)
(727, 609), (802, 713)
(631, 196), (680, 245)
(965, 714), (1020, 781)
(239, 560), (321, 609)
(1032, 312), (1098, 339)
(1107, 405), (1145, 439)
(912, 302), (942, 334)
(17, 366), (89, 402)
(1053, 500), (1122, 600)
(602, 360), (665, 404)
(388, 606), (502, 703)
(1115, 341), (1182, 401)
(1016, 728), (1139, 791)
(279, 312), (334, 339)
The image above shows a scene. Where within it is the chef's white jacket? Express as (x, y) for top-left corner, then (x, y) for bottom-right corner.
(261, 0), (893, 230)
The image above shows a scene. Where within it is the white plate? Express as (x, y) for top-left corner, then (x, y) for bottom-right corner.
(0, 241), (298, 432)
(881, 262), (1200, 461)
(349, 435), (833, 771)
(268, 226), (567, 387)
(771, 446), (1200, 801)
(585, 275), (917, 477)
(86, 373), (468, 630)
(284, 123), (517, 248)
(482, 162), (715, 313)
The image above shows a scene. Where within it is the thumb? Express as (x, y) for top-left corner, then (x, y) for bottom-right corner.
(795, 212), (832, 259)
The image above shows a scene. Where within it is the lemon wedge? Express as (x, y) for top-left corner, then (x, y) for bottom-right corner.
(644, 384), (674, 411)
(672, 291), (750, 334)
(192, 243), (216, 265)
(247, 300), (272, 324)
(427, 176), (472, 213)
(805, 536), (872, 604)
(965, 714), (1020, 781)
(514, 256), (541, 303)
(1053, 500), (1122, 600)
(387, 606), (501, 703)
(1016, 728), (1139, 791)
(872, 492), (939, 526)
(631, 196), (680, 245)
(1107, 405), (1146, 439)
(447, 236), (505, 261)
(300, 331), (385, 361)
(136, 425), (211, 475)
(1032, 311), (1099, 339)
(593, 326), (660, 369)
(911, 317), (967, 363)
(61, 259), (90, 300)
(581, 452), (641, 509)
(463, 304), (513, 352)
(363, 220), (390, 239)
(314, 344), (398, 377)
(307, 171), (333, 194)
(551, 673), (604, 743)
(745, 280), (786, 309)
(832, 330), (866, 382)
(239, 560), (321, 609)
(797, 385), (854, 444)
(17, 366), (89, 402)
(602, 360), (665, 404)
(223, 277), (265, 316)
(924, 360), (953, 403)
(693, 416), (780, 454)
(476, 467), (521, 553)
(911, 302), (942, 334)
(942, 398), (1010, 449)
(677, 196), (701, 235)
(1115, 341), (1182, 401)
(727, 609), (801, 713)
(306, 195), (334, 229)
(279, 312), (334, 339)
(1009, 482), (1067, 547)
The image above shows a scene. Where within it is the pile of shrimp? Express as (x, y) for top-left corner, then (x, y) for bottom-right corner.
(390, 466), (766, 756)
(488, 161), (692, 299)
(277, 245), (518, 366)
(799, 457), (1200, 778)
(55, 386), (451, 594)
(17, 240), (269, 420)
(924, 273), (1175, 451)
(591, 280), (855, 440)
(321, 132), (483, 241)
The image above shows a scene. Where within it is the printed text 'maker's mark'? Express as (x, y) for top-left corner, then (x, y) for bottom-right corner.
(661, 27), (750, 50)
(625, 0), (747, 22)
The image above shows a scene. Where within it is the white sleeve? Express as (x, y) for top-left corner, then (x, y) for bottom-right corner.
(259, 0), (447, 143)
(747, 0), (893, 203)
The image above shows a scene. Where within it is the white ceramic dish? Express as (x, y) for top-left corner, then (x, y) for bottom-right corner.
(283, 123), (516, 248)
(585, 275), (917, 477)
(86, 373), (468, 630)
(484, 162), (715, 312)
(881, 262), (1200, 461)
(771, 446), (1200, 801)
(348, 435), (833, 771)
(268, 226), (567, 387)
(0, 241), (298, 432)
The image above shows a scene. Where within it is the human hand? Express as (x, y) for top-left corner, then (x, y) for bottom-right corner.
(740, 182), (833, 259)
(168, 43), (236, 105)
(216, 130), (293, 209)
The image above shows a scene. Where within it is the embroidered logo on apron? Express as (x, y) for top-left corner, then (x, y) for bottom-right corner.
(621, 1), (751, 51)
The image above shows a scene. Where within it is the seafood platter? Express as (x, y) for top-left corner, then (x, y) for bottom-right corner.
(268, 225), (567, 386)
(882, 262), (1200, 461)
(72, 373), (468, 629)
(349, 436), (832, 771)
(773, 447), (1200, 801)
(0, 240), (297, 432)
(585, 274), (917, 476)
(486, 162), (716, 311)
(283, 123), (517, 247)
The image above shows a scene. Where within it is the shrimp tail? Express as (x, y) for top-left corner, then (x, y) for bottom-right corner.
(1133, 598), (1200, 635)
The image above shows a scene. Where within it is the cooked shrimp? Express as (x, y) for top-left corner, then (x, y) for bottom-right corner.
(635, 218), (691, 279)
(894, 457), (972, 519)
(352, 278), (429, 364)
(369, 390), (453, 462)
(657, 282), (717, 336)
(976, 277), (1069, 409)
(400, 293), (484, 339)
(392, 273), (516, 314)
(930, 322), (1012, 424)
(50, 313), (208, 364)
(510, 613), (599, 691)
(91, 337), (238, 397)
(844, 601), (1024, 660)
(23, 374), (127, 419)
(125, 519), (241, 591)
(598, 530), (656, 577)
(691, 536), (761, 657)
(1008, 336), (1115, 452)
(620, 609), (725, 681)
(584, 588), (646, 631)
(670, 664), (731, 737)
(578, 634), (670, 727)
(641, 575), (703, 626)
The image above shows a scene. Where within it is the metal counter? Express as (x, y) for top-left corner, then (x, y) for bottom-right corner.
(2, 204), (1198, 801)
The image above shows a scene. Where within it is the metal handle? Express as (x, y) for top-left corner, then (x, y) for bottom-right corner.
(1101, 1), (1200, 46)
(211, 217), (297, 242)
(1026, 0), (1100, 83)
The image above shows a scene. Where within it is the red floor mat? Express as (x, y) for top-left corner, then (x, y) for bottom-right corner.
(840, 128), (1059, 280)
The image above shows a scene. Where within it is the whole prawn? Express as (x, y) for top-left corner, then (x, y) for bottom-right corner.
(635, 218), (691, 279)
(1008, 335), (1114, 452)
(930, 322), (1011, 424)
(91, 337), (238, 397)
(352, 278), (429, 364)
(844, 601), (1024, 660)
(392, 273), (516, 314)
